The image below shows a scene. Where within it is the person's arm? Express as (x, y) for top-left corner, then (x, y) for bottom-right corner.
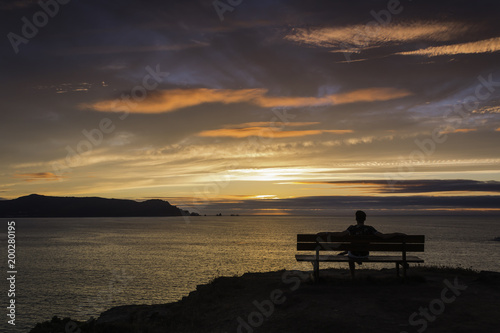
(316, 230), (350, 255)
(374, 231), (406, 239)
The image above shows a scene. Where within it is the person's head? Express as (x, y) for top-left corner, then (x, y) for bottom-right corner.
(355, 210), (366, 224)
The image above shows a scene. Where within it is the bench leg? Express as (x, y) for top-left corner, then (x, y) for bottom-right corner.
(310, 261), (320, 282)
(349, 260), (355, 279)
(396, 263), (400, 277)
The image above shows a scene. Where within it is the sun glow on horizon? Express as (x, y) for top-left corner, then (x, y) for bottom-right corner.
(2, 1), (500, 214)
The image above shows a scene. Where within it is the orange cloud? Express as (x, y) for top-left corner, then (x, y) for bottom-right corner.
(198, 123), (353, 138)
(441, 128), (477, 134)
(254, 87), (410, 108)
(85, 88), (266, 113)
(224, 121), (320, 128)
(14, 172), (62, 182)
(83, 87), (411, 114)
(397, 37), (500, 57)
(328, 88), (410, 104)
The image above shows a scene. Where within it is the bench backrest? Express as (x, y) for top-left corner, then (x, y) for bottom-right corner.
(297, 234), (425, 253)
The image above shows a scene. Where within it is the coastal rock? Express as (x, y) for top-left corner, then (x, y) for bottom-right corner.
(0, 194), (190, 217)
(30, 267), (500, 333)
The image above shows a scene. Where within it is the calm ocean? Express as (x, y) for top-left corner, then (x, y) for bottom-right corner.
(1, 215), (499, 332)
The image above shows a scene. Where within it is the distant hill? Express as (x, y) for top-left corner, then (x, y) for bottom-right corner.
(0, 194), (198, 217)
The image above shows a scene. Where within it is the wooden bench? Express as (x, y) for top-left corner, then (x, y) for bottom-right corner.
(296, 234), (425, 280)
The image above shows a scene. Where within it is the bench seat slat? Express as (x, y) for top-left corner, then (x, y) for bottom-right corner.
(295, 254), (424, 263)
(298, 234), (425, 243)
(297, 243), (424, 252)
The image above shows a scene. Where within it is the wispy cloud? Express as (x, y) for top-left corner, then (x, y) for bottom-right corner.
(396, 37), (500, 57)
(285, 22), (467, 51)
(473, 105), (500, 114)
(198, 122), (353, 138)
(83, 87), (411, 114)
(56, 42), (210, 56)
(224, 121), (321, 127)
(13, 172), (62, 182)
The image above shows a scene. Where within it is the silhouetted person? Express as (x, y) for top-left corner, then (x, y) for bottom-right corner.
(318, 210), (405, 277)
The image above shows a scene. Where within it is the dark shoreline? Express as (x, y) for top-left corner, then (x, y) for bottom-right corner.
(30, 266), (500, 333)
(0, 194), (198, 217)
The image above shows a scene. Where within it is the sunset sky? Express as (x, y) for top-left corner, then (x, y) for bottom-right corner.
(1, 0), (500, 215)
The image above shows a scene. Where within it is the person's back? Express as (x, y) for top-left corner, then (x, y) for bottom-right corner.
(346, 224), (377, 236)
(346, 211), (377, 257)
(317, 210), (406, 277)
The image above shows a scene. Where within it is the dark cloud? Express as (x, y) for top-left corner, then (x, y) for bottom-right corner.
(13, 172), (62, 182)
(177, 195), (500, 216)
(313, 179), (500, 194)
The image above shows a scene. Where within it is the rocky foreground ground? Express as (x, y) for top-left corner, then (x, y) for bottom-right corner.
(31, 266), (500, 333)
